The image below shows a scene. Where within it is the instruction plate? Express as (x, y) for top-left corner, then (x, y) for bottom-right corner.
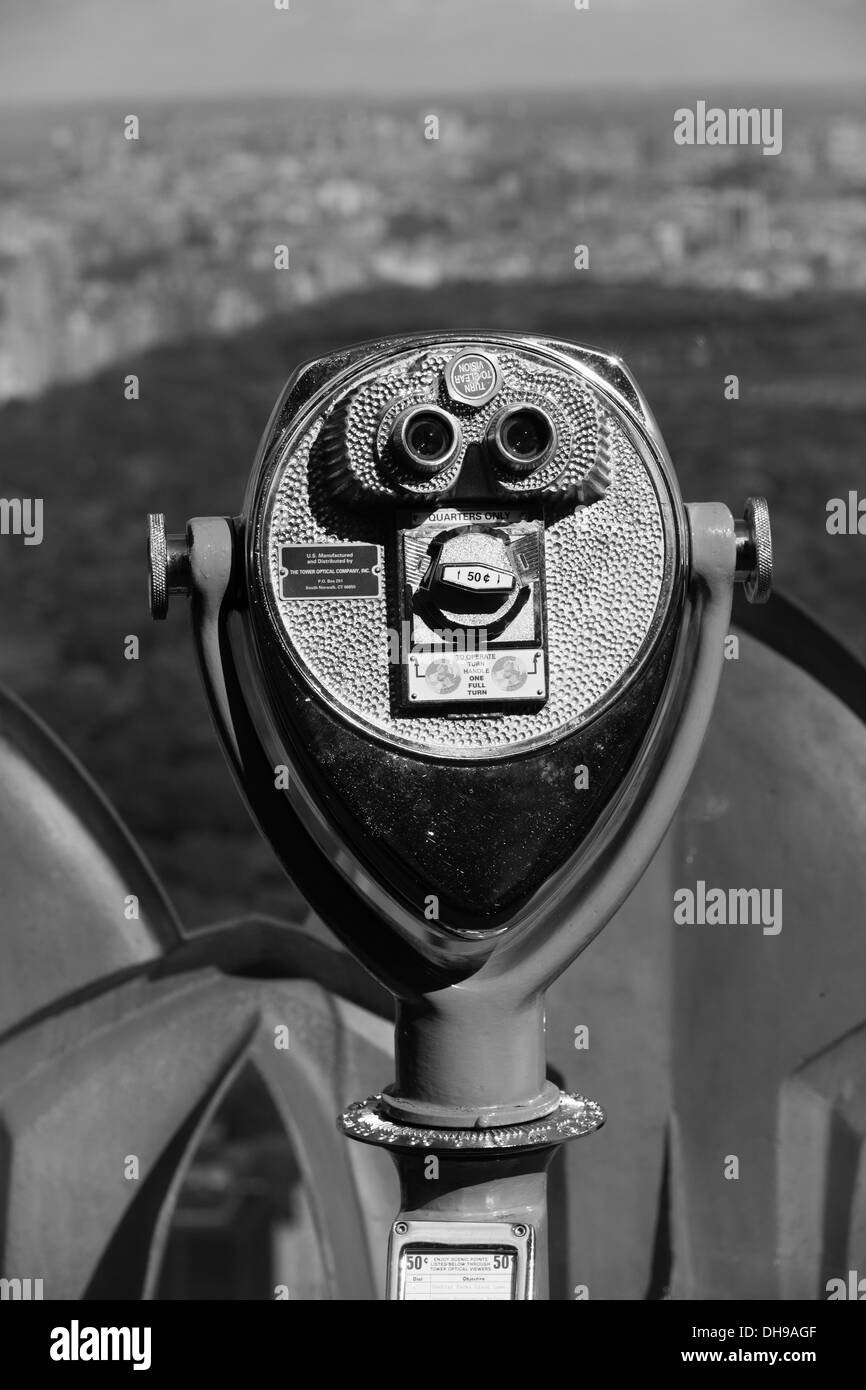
(400, 1247), (516, 1300)
(407, 648), (546, 704)
(389, 1220), (533, 1301)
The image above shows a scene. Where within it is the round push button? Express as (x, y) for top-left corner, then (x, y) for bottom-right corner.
(444, 350), (502, 407)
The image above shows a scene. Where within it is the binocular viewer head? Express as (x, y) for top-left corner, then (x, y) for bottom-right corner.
(253, 334), (685, 738)
(149, 331), (770, 1130)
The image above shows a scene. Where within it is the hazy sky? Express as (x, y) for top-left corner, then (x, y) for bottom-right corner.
(1, 0), (864, 104)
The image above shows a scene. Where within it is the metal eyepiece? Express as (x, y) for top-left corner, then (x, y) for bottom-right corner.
(486, 404), (557, 477)
(390, 404), (462, 477)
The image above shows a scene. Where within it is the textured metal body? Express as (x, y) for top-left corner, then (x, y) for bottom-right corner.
(182, 510), (735, 1120)
(254, 336), (683, 758)
(174, 337), (738, 1060)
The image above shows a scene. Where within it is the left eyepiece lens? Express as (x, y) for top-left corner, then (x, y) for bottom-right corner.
(407, 412), (452, 461)
(391, 405), (461, 476)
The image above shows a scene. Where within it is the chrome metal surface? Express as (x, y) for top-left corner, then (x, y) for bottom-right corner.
(486, 402), (558, 476)
(185, 500), (734, 988)
(257, 335), (685, 759)
(147, 513), (191, 619)
(443, 348), (502, 407)
(147, 513), (168, 620)
(157, 337), (741, 1136)
(339, 1092), (605, 1151)
(389, 402), (462, 477)
(736, 495), (773, 604)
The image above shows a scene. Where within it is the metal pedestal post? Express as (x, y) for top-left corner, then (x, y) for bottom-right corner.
(340, 1092), (604, 1300)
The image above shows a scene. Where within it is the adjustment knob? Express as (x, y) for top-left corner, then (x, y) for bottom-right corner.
(147, 513), (190, 619)
(735, 496), (772, 604)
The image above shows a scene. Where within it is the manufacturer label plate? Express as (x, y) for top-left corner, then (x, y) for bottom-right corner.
(280, 544), (382, 600)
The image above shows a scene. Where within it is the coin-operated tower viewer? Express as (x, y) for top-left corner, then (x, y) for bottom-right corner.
(148, 332), (771, 1300)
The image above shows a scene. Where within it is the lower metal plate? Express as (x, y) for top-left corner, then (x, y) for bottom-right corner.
(389, 1220), (533, 1301)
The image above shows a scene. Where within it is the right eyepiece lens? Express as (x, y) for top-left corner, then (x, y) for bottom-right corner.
(503, 411), (548, 460)
(490, 405), (556, 475)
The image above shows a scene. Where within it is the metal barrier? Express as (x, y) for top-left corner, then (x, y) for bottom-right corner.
(1, 596), (865, 1299)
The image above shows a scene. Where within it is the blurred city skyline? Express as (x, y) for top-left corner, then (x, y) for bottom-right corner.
(1, 89), (865, 406)
(1, 0), (866, 106)
(1, 1), (865, 406)
(1, 1), (864, 935)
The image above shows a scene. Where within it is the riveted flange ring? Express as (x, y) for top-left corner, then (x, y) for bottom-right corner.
(339, 1093), (605, 1153)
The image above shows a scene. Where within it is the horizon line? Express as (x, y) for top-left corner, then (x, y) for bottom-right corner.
(0, 79), (863, 115)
